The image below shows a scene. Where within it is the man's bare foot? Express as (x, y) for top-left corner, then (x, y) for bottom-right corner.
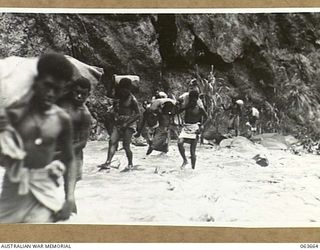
(120, 165), (133, 172)
(146, 147), (153, 155)
(180, 161), (188, 169)
(97, 162), (111, 171)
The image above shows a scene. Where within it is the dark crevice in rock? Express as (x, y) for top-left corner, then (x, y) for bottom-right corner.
(193, 35), (232, 72)
(242, 42), (275, 97)
(155, 14), (188, 69)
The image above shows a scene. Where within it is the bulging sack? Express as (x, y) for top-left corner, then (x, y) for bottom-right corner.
(0, 55), (103, 108)
(0, 56), (38, 107)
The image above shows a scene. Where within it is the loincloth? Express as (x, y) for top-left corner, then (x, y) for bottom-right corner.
(150, 126), (170, 152)
(179, 123), (200, 140)
(115, 115), (136, 133)
(0, 160), (65, 223)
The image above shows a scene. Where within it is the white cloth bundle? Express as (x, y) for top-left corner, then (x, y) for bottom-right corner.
(0, 55), (103, 107)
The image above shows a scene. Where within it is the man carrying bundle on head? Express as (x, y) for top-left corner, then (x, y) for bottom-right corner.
(222, 97), (244, 137)
(177, 90), (208, 170)
(135, 97), (176, 155)
(97, 78), (140, 172)
(245, 104), (260, 136)
(0, 52), (76, 223)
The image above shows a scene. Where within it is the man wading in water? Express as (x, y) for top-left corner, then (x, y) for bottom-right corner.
(97, 78), (140, 172)
(57, 77), (92, 182)
(177, 90), (208, 170)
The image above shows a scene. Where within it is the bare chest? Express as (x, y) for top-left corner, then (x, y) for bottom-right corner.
(118, 98), (134, 115)
(16, 112), (62, 147)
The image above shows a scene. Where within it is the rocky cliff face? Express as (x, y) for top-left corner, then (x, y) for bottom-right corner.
(1, 12), (320, 138)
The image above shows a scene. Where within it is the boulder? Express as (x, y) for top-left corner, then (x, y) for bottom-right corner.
(219, 136), (259, 153)
(252, 154), (269, 167)
(259, 138), (288, 150)
(253, 133), (298, 149)
(284, 135), (299, 146)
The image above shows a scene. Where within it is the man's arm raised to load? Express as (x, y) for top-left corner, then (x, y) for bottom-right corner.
(55, 111), (76, 220)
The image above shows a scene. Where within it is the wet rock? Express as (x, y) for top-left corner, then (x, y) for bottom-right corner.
(253, 154), (269, 167)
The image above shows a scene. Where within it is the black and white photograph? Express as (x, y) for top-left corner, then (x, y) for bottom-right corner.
(0, 9), (320, 226)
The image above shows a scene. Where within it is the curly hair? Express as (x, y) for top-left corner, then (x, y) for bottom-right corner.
(189, 90), (199, 100)
(72, 77), (91, 91)
(37, 52), (74, 82)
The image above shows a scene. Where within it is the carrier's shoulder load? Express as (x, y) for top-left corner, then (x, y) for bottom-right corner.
(0, 55), (103, 107)
(0, 56), (38, 107)
(65, 55), (103, 86)
(112, 74), (140, 94)
(235, 99), (244, 106)
(113, 75), (140, 85)
(157, 91), (168, 98)
(252, 107), (260, 118)
(149, 98), (177, 112)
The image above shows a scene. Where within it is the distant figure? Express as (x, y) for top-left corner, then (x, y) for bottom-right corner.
(97, 78), (140, 172)
(223, 98), (244, 136)
(245, 106), (260, 134)
(0, 53), (76, 223)
(177, 90), (208, 169)
(57, 77), (92, 182)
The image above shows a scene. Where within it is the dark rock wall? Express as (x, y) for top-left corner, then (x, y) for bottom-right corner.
(1, 12), (320, 137)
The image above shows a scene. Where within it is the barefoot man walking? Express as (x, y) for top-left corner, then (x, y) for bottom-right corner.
(177, 90), (207, 170)
(98, 78), (140, 172)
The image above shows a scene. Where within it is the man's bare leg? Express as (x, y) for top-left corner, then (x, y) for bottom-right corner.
(98, 128), (119, 170)
(178, 138), (188, 168)
(146, 128), (154, 155)
(235, 116), (240, 136)
(121, 128), (134, 171)
(190, 139), (197, 169)
(228, 116), (235, 136)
